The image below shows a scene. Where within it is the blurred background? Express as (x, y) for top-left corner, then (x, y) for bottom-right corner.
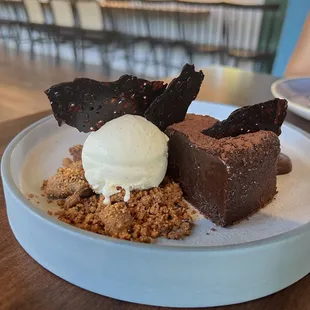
(0, 0), (308, 80)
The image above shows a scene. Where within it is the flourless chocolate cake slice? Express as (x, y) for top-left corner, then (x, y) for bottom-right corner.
(166, 114), (281, 226)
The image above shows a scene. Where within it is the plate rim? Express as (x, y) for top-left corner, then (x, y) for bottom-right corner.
(271, 76), (310, 112)
(2, 104), (310, 252)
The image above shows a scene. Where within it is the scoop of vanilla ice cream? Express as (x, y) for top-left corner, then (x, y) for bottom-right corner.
(82, 115), (169, 204)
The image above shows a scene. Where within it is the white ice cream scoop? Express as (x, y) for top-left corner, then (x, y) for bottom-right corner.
(82, 115), (169, 204)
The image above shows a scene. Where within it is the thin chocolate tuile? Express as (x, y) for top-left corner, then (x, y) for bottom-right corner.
(202, 98), (288, 139)
(45, 64), (204, 133)
(45, 76), (167, 133)
(144, 64), (204, 130)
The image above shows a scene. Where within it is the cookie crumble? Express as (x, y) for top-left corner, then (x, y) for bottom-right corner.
(42, 145), (194, 243)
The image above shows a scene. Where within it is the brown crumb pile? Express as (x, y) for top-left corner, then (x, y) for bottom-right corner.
(42, 161), (88, 198)
(42, 145), (194, 243)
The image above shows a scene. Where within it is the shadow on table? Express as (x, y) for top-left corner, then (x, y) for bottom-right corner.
(0, 111), (51, 153)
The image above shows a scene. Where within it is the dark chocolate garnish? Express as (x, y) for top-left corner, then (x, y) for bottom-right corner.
(202, 98), (288, 139)
(45, 76), (167, 133)
(277, 153), (292, 175)
(144, 64), (204, 130)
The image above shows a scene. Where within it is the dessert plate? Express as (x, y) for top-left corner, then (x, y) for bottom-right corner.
(2, 101), (310, 307)
(271, 77), (310, 120)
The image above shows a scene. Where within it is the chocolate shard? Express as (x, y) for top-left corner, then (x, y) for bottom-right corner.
(44, 76), (167, 133)
(144, 64), (204, 130)
(202, 98), (288, 139)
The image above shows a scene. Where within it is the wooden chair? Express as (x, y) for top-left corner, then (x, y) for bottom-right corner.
(49, 0), (78, 63)
(223, 3), (281, 73)
(133, 0), (222, 77)
(74, 0), (108, 71)
(23, 0), (53, 58)
(0, 0), (26, 50)
(139, 0), (182, 77)
(100, 0), (143, 74)
(0, 0), (15, 45)
(176, 1), (226, 67)
(75, 0), (133, 74)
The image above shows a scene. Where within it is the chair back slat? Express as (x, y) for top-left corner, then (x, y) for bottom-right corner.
(50, 0), (75, 27)
(76, 1), (104, 30)
(23, 0), (45, 24)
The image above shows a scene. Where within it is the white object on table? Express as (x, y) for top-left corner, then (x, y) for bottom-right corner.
(2, 101), (310, 307)
(272, 77), (310, 121)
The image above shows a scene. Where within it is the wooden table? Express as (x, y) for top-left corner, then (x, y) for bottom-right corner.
(1, 63), (310, 310)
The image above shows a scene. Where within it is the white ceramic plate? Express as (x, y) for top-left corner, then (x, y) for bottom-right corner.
(271, 77), (310, 120)
(2, 101), (310, 307)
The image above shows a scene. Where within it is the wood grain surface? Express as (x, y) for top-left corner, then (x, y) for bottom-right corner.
(1, 50), (310, 310)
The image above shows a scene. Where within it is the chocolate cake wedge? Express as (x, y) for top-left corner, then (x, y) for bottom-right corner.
(166, 100), (287, 227)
